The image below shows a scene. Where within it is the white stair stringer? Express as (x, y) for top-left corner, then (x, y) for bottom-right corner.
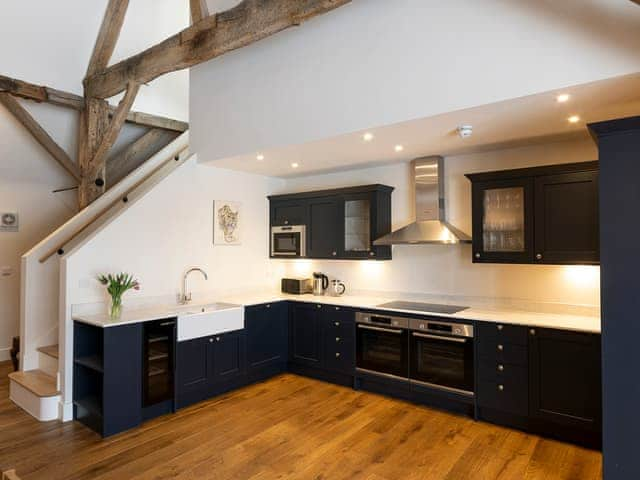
(9, 370), (60, 422)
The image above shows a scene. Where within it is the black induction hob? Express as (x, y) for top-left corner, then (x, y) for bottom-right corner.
(376, 301), (469, 315)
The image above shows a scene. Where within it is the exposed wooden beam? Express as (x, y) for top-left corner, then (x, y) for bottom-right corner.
(0, 74), (188, 132)
(0, 92), (81, 181)
(84, 0), (351, 99)
(190, 0), (210, 23)
(78, 98), (110, 208)
(123, 110), (188, 132)
(107, 128), (179, 185)
(0, 74), (84, 110)
(86, 0), (130, 76)
(88, 82), (140, 177)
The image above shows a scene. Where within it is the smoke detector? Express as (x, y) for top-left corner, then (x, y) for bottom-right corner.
(457, 125), (473, 139)
(0, 212), (18, 232)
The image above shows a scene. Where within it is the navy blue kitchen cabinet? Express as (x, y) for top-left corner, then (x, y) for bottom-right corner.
(246, 302), (288, 377)
(176, 330), (246, 408)
(289, 302), (324, 367)
(289, 302), (356, 386)
(269, 184), (394, 260)
(528, 327), (601, 447)
(466, 162), (599, 265)
(73, 321), (143, 437)
(476, 321), (601, 448)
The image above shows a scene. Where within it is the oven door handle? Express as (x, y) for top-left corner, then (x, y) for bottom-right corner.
(357, 324), (404, 334)
(412, 332), (468, 343)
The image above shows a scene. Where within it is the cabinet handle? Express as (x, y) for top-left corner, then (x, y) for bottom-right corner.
(336, 337), (341, 342)
(332, 251), (337, 256)
(475, 253), (481, 259)
(530, 328), (536, 336)
(497, 364), (504, 372)
(216, 336), (221, 342)
(334, 322), (340, 326)
(335, 307), (340, 311)
(497, 324), (503, 331)
(497, 344), (504, 351)
(284, 220), (289, 225)
(317, 304), (322, 309)
(266, 304), (271, 309)
(536, 253), (543, 260)
(369, 252), (375, 256)
(498, 384), (504, 392)
(209, 338), (213, 343)
(335, 352), (341, 358)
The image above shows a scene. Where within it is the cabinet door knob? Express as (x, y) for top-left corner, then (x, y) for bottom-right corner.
(498, 384), (504, 392)
(530, 328), (536, 336)
(332, 251), (337, 256)
(335, 352), (341, 358)
(336, 337), (341, 342)
(334, 322), (340, 326)
(369, 252), (375, 256)
(536, 253), (543, 260)
(284, 220), (289, 225)
(497, 344), (504, 351)
(335, 307), (340, 311)
(497, 324), (503, 331)
(216, 336), (220, 342)
(475, 253), (481, 259)
(209, 338), (214, 343)
(266, 304), (271, 309)
(497, 364), (504, 372)
(317, 304), (322, 309)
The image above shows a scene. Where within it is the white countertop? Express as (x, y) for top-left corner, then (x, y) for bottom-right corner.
(72, 291), (600, 333)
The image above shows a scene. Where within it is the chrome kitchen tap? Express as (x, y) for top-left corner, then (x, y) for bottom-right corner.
(181, 267), (208, 304)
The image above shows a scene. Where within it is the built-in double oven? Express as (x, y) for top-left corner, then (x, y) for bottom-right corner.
(356, 312), (474, 397)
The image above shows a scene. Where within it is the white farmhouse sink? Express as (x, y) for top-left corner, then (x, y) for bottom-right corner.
(176, 302), (244, 342)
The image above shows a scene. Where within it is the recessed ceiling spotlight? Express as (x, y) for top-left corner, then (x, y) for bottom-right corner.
(256, 154), (265, 161)
(457, 125), (473, 138)
(291, 162), (299, 169)
(363, 132), (374, 142)
(394, 145), (404, 153)
(568, 115), (581, 124)
(556, 93), (570, 103)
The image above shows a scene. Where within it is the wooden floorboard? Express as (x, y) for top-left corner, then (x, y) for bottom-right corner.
(0, 361), (601, 479)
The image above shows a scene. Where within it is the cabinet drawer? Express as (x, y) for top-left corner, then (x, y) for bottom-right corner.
(478, 322), (528, 346)
(478, 359), (527, 384)
(477, 377), (528, 416)
(478, 340), (528, 365)
(324, 345), (355, 374)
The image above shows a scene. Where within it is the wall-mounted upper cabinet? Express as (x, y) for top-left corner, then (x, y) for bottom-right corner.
(466, 162), (599, 265)
(269, 185), (394, 260)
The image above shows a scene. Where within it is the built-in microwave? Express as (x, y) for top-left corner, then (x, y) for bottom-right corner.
(271, 225), (306, 258)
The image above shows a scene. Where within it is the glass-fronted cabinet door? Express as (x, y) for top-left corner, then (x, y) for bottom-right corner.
(471, 178), (534, 263)
(343, 194), (373, 259)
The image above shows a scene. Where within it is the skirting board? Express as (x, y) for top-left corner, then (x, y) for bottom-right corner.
(0, 347), (10, 363)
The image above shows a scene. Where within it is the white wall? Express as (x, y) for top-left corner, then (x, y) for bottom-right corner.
(64, 158), (284, 308)
(276, 136), (601, 307)
(191, 0), (640, 161)
(0, 1), (190, 361)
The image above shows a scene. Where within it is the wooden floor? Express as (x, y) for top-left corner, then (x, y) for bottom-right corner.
(0, 362), (601, 480)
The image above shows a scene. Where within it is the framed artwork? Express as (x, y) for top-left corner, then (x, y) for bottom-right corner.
(0, 212), (18, 232)
(213, 200), (241, 245)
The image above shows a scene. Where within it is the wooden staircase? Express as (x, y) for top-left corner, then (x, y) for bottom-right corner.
(8, 345), (60, 421)
(2, 470), (21, 480)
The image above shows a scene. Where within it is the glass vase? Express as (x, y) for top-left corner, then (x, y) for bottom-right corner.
(109, 296), (123, 319)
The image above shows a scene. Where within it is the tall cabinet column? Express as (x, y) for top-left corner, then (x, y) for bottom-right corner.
(588, 116), (640, 479)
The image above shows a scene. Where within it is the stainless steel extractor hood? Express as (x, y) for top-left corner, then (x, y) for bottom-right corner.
(373, 156), (471, 245)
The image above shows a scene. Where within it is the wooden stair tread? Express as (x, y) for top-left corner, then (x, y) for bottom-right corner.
(2, 469), (21, 480)
(8, 370), (59, 397)
(37, 344), (59, 359)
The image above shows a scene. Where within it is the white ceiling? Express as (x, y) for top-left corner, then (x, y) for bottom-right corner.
(205, 73), (640, 178)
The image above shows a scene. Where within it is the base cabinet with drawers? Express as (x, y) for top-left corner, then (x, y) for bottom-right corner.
(289, 302), (355, 385)
(476, 322), (602, 448)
